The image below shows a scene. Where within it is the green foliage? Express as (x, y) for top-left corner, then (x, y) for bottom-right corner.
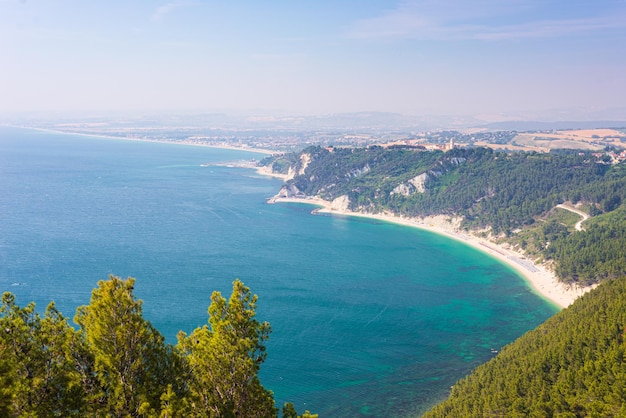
(545, 208), (626, 285)
(0, 276), (297, 418)
(179, 279), (276, 417)
(268, 147), (626, 284)
(0, 293), (86, 417)
(424, 275), (626, 417)
(500, 206), (626, 285)
(259, 154), (299, 175)
(283, 145), (444, 208)
(282, 402), (298, 418)
(548, 208), (583, 231)
(282, 403), (318, 418)
(270, 147), (626, 232)
(75, 276), (186, 417)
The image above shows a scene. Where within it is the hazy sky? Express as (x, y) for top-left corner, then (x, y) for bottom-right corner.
(1, 0), (625, 117)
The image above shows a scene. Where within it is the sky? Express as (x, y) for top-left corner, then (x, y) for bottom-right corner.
(1, 0), (626, 119)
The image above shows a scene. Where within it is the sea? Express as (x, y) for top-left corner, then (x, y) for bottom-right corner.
(0, 126), (558, 417)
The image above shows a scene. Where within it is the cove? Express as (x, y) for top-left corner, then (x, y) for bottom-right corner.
(0, 127), (558, 416)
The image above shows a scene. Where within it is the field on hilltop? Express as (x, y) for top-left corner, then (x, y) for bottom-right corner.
(510, 128), (626, 151)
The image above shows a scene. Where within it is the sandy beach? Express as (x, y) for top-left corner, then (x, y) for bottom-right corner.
(11, 124), (592, 308)
(268, 196), (593, 309)
(5, 125), (278, 156)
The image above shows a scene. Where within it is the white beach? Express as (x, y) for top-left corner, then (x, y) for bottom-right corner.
(12, 124), (593, 309)
(268, 196), (593, 309)
(5, 125), (277, 156)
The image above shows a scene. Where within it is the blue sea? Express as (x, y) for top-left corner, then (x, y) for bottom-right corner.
(0, 126), (558, 417)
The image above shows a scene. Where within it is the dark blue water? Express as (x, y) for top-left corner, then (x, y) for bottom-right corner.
(0, 127), (557, 417)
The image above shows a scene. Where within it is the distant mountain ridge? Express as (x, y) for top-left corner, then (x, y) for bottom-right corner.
(478, 120), (626, 131)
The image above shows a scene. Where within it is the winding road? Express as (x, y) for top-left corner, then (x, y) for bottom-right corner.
(556, 204), (590, 231)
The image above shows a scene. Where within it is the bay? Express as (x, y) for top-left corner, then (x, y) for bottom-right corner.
(0, 126), (557, 417)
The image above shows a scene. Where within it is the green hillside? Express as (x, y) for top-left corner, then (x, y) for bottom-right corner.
(4, 145), (625, 417)
(262, 145), (626, 416)
(423, 276), (626, 417)
(261, 146), (626, 285)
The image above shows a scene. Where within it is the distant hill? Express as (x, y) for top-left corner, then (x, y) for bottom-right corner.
(478, 120), (626, 131)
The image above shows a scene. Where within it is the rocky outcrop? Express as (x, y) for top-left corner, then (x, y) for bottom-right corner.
(286, 166), (296, 180)
(276, 183), (304, 198)
(298, 153), (311, 176)
(391, 183), (412, 197)
(330, 195), (351, 211)
(390, 172), (430, 197)
(347, 164), (370, 178)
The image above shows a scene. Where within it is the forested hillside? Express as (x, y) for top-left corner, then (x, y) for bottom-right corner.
(261, 146), (626, 285)
(545, 207), (626, 285)
(5, 146), (626, 417)
(263, 146), (626, 416)
(423, 275), (626, 417)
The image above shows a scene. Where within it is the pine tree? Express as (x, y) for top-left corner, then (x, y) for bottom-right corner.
(74, 275), (185, 417)
(282, 403), (318, 418)
(178, 279), (277, 417)
(0, 293), (86, 416)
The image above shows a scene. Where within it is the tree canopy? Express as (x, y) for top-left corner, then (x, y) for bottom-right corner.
(178, 279), (276, 417)
(0, 276), (309, 418)
(424, 275), (626, 417)
(262, 146), (626, 285)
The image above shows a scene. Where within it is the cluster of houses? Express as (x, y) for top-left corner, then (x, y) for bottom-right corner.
(590, 149), (626, 164)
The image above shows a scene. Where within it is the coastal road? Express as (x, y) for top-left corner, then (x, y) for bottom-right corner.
(556, 204), (590, 231)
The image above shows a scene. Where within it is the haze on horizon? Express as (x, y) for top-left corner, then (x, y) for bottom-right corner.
(1, 0), (625, 121)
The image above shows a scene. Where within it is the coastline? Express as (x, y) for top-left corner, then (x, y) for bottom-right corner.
(8, 124), (592, 308)
(268, 196), (592, 309)
(255, 165), (290, 180)
(3, 125), (278, 156)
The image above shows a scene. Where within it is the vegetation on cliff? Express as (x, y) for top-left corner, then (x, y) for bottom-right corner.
(261, 146), (626, 285)
(423, 275), (626, 417)
(262, 145), (626, 416)
(4, 146), (626, 417)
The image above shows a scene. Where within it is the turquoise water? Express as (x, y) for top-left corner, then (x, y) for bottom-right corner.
(0, 127), (558, 417)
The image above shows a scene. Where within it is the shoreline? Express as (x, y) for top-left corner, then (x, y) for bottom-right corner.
(2, 124), (279, 156)
(268, 196), (592, 309)
(8, 124), (593, 308)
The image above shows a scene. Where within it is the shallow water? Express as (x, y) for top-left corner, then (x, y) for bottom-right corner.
(0, 127), (557, 416)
